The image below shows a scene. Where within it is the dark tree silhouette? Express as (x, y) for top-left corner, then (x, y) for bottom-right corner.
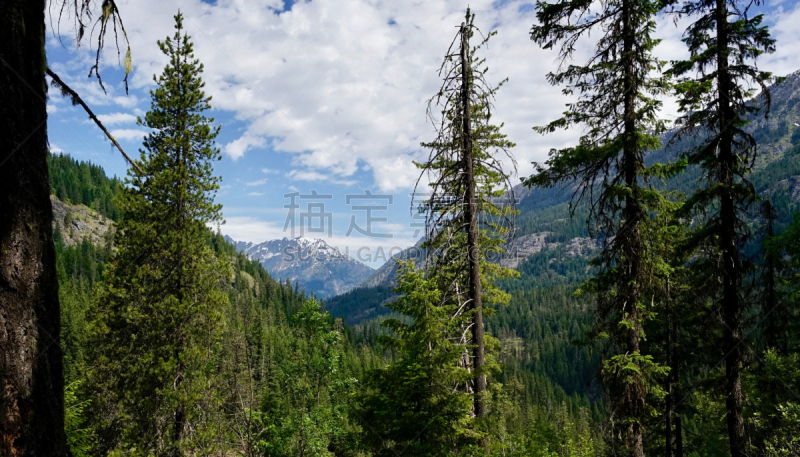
(668, 0), (775, 453)
(527, 0), (675, 453)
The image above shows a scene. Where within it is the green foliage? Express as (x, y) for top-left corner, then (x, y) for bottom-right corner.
(527, 0), (678, 451)
(360, 262), (479, 456)
(55, 234), (111, 383)
(86, 13), (230, 456)
(746, 350), (800, 456)
(64, 381), (95, 457)
(762, 403), (800, 456)
(254, 299), (363, 457)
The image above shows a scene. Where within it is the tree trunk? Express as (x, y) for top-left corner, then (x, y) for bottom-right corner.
(0, 1), (70, 456)
(460, 23), (486, 418)
(665, 277), (673, 457)
(716, 0), (747, 454)
(620, 1), (644, 454)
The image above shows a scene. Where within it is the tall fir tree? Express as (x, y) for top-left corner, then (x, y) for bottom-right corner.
(667, 0), (775, 454)
(86, 13), (229, 457)
(416, 10), (518, 421)
(527, 0), (675, 454)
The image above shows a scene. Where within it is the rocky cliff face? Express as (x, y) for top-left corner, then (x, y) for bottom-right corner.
(357, 231), (600, 288)
(225, 236), (374, 299)
(763, 175), (800, 204)
(500, 232), (556, 268)
(51, 195), (112, 246)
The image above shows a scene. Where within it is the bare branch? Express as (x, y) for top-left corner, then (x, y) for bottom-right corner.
(47, 67), (143, 176)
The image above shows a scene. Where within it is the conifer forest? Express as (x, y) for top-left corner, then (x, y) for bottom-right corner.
(3, 1), (800, 456)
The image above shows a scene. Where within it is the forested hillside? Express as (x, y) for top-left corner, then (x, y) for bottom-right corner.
(48, 152), (124, 221)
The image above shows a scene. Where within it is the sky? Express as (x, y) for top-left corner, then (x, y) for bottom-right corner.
(44, 0), (800, 268)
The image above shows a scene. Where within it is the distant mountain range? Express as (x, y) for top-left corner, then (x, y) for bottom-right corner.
(224, 235), (374, 299)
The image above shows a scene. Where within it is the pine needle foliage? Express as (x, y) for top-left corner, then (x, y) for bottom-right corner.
(361, 262), (478, 456)
(416, 11), (518, 306)
(666, 0), (775, 454)
(415, 9), (519, 419)
(86, 13), (229, 457)
(525, 0), (679, 453)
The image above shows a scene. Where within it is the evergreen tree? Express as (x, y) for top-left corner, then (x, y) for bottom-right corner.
(360, 262), (477, 456)
(667, 1), (775, 453)
(416, 9), (518, 419)
(526, 0), (676, 453)
(254, 299), (358, 457)
(86, 13), (229, 456)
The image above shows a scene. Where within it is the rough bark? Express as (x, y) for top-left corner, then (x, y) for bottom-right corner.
(0, 1), (70, 455)
(460, 23), (486, 418)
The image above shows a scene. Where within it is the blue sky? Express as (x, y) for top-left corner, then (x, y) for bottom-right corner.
(44, 0), (800, 268)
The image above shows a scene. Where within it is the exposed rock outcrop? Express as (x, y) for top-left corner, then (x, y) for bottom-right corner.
(50, 195), (112, 246)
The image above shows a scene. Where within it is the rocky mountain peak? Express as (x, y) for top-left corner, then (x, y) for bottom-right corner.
(226, 235), (373, 299)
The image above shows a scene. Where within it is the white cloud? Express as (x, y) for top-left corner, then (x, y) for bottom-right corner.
(97, 112), (138, 125)
(766, 1), (800, 77)
(289, 170), (356, 186)
(47, 0), (796, 193)
(221, 216), (286, 243)
(246, 179), (268, 186)
(225, 134), (265, 160)
(247, 192), (265, 196)
(53, 0), (554, 191)
(111, 128), (148, 141)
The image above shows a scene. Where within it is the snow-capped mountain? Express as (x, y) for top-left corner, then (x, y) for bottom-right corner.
(224, 235), (374, 299)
